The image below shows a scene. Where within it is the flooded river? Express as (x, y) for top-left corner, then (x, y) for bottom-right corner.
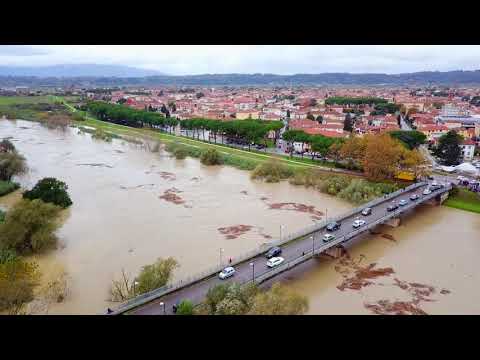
(1, 119), (478, 315)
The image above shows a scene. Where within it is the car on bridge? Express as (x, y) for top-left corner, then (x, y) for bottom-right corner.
(265, 246), (282, 259)
(326, 222), (341, 231)
(219, 266), (236, 280)
(352, 219), (366, 228)
(430, 183), (444, 191)
(322, 233), (336, 243)
(387, 203), (399, 212)
(423, 188), (432, 195)
(266, 256), (285, 268)
(410, 194), (420, 201)
(361, 207), (372, 216)
(399, 199), (408, 206)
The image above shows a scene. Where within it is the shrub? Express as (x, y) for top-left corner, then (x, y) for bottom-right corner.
(0, 151), (28, 182)
(135, 257), (179, 295)
(200, 148), (223, 166)
(0, 199), (61, 255)
(23, 177), (73, 208)
(289, 169), (325, 187)
(318, 175), (351, 195)
(173, 147), (188, 159)
(176, 300), (194, 315)
(0, 209), (4, 223)
(0, 257), (40, 314)
(0, 180), (19, 197)
(92, 128), (113, 142)
(72, 112), (85, 121)
(250, 160), (294, 182)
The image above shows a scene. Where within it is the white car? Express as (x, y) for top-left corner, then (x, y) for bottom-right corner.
(352, 219), (366, 228)
(322, 233), (335, 243)
(266, 257), (285, 268)
(423, 188), (432, 195)
(218, 266), (235, 280)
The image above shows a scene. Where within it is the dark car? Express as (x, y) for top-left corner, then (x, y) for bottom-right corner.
(326, 222), (341, 231)
(387, 203), (399, 212)
(265, 246), (282, 259)
(361, 207), (372, 216)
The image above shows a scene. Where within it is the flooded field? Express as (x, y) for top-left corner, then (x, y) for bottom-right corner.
(1, 119), (478, 315)
(0, 119), (351, 314)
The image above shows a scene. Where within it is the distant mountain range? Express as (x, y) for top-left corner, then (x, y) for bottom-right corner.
(0, 64), (164, 78)
(1, 66), (480, 87)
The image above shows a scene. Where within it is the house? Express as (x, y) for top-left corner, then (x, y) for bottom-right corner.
(418, 124), (449, 141)
(460, 139), (476, 161)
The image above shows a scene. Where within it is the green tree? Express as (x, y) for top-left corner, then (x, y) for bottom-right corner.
(0, 151), (28, 182)
(176, 299), (194, 315)
(23, 177), (73, 208)
(135, 257), (179, 295)
(434, 130), (463, 166)
(389, 130), (426, 150)
(0, 139), (16, 153)
(306, 113), (315, 121)
(0, 199), (61, 255)
(343, 113), (353, 132)
(248, 283), (308, 315)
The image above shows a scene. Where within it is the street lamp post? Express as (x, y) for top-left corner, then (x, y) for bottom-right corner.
(219, 248), (224, 268)
(133, 281), (139, 296)
(280, 225), (285, 241)
(311, 236), (315, 256)
(159, 302), (166, 315)
(250, 262), (255, 283)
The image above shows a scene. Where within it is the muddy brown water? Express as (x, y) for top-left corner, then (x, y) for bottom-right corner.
(0, 120), (351, 314)
(1, 119), (479, 315)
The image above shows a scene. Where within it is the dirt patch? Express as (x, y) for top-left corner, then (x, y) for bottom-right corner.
(381, 233), (396, 242)
(120, 184), (155, 190)
(266, 202), (324, 218)
(218, 225), (254, 240)
(159, 188), (185, 205)
(76, 163), (113, 168)
(158, 171), (176, 181)
(334, 251), (450, 315)
(336, 253), (395, 291)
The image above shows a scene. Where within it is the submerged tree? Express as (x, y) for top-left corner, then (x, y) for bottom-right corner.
(23, 177), (73, 208)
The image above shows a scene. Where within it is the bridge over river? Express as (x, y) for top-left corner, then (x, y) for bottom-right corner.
(109, 180), (451, 315)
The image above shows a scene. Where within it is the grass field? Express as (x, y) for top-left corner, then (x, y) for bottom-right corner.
(444, 188), (480, 214)
(0, 96), (56, 105)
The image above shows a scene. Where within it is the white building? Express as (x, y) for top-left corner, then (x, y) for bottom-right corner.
(460, 139), (476, 161)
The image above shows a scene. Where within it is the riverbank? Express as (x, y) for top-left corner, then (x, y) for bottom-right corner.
(444, 188), (480, 214)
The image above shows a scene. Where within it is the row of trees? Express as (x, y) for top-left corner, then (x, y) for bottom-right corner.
(180, 118), (284, 150)
(325, 96), (388, 106)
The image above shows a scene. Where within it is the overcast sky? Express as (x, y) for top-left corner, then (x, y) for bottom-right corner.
(0, 45), (479, 75)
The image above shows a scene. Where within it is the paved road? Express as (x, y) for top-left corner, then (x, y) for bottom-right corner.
(129, 182), (444, 315)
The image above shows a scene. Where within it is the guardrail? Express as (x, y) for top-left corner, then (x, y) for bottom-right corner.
(110, 181), (430, 314)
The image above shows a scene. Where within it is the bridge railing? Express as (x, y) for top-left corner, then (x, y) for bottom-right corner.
(110, 181), (430, 314)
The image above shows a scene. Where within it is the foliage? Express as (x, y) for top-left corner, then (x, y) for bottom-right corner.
(343, 113), (353, 132)
(23, 177), (73, 208)
(325, 96), (388, 106)
(92, 127), (113, 142)
(0, 150), (28, 182)
(434, 130), (463, 166)
(250, 160), (294, 183)
(444, 188), (480, 214)
(0, 199), (61, 255)
(0, 139), (16, 153)
(72, 112), (86, 121)
(0, 257), (39, 314)
(0, 209), (4, 223)
(389, 130), (426, 150)
(338, 179), (398, 204)
(135, 257), (179, 295)
(247, 283), (308, 315)
(200, 148), (223, 166)
(362, 133), (405, 181)
(318, 175), (352, 195)
(176, 299), (194, 315)
(0, 180), (20, 197)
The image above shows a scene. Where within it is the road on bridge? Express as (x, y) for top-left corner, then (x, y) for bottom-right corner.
(129, 181), (444, 315)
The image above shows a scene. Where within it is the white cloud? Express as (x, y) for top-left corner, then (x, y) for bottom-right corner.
(0, 45), (479, 75)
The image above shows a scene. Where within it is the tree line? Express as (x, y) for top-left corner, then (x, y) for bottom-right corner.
(281, 129), (344, 160)
(325, 96), (388, 106)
